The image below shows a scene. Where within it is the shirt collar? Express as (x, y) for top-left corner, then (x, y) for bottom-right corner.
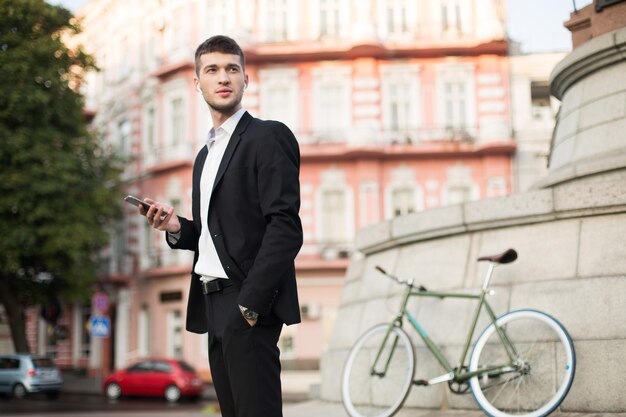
(206, 108), (246, 145)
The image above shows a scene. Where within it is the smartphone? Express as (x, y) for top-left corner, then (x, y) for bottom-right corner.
(124, 195), (169, 216)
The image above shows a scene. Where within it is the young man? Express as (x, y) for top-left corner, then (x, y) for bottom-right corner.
(141, 35), (303, 417)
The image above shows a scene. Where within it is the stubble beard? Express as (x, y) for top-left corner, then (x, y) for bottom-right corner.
(207, 90), (244, 116)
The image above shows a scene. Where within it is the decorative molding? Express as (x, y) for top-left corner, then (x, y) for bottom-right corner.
(550, 27), (626, 99)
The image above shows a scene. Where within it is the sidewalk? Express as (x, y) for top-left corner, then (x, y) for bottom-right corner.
(58, 371), (626, 417)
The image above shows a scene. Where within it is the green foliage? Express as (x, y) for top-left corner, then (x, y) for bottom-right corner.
(0, 0), (122, 309)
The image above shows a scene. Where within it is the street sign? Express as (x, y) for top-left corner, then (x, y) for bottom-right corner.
(90, 315), (110, 337)
(92, 292), (110, 314)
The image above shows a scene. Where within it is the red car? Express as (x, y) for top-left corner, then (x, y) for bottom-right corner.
(103, 358), (204, 402)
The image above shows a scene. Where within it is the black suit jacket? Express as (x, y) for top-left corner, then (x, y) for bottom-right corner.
(168, 112), (303, 333)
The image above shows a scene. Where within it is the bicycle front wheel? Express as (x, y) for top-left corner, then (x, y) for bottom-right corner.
(469, 310), (576, 417)
(341, 324), (415, 417)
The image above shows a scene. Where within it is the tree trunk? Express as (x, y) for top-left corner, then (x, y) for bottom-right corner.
(0, 278), (30, 353)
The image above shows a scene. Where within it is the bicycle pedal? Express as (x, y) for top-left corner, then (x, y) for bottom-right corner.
(413, 379), (429, 386)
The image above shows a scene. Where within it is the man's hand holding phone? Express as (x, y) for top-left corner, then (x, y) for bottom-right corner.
(125, 195), (181, 234)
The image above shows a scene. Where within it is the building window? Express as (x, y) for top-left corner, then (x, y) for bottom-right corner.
(170, 98), (183, 147)
(263, 0), (290, 42)
(143, 105), (157, 166)
(259, 68), (299, 133)
(442, 163), (478, 205)
(385, 166), (423, 218)
(112, 220), (128, 274)
(118, 119), (132, 156)
(391, 187), (416, 216)
(312, 67), (351, 140)
(321, 189), (347, 245)
(380, 64), (421, 141)
(441, 0), (472, 37)
(205, 0), (230, 36)
(138, 306), (149, 357)
(165, 6), (187, 57)
(166, 309), (182, 359)
(279, 330), (295, 359)
(446, 184), (472, 205)
(145, 107), (155, 150)
(443, 81), (467, 129)
(437, 64), (476, 138)
(530, 81), (552, 120)
(389, 82), (412, 131)
(80, 306), (91, 359)
(381, 0), (413, 37)
(319, 0), (341, 38)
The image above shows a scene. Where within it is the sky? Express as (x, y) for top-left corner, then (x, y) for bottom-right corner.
(49, 0), (593, 54)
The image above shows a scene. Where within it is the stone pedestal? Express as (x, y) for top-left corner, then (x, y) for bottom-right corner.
(321, 26), (626, 413)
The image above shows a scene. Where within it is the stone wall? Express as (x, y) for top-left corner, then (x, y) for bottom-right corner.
(321, 178), (626, 412)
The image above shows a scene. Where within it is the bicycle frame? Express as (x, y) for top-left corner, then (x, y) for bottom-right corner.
(372, 264), (521, 385)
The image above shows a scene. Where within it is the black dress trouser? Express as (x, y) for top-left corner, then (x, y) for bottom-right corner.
(203, 285), (283, 417)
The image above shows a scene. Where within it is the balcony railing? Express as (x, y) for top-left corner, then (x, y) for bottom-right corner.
(296, 126), (481, 145)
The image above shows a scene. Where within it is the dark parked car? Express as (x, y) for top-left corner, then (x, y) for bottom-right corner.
(103, 358), (204, 402)
(0, 354), (62, 399)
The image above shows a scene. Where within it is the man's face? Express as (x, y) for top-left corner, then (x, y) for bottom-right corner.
(195, 52), (248, 116)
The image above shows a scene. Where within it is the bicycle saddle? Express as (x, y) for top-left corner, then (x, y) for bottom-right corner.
(477, 248), (517, 264)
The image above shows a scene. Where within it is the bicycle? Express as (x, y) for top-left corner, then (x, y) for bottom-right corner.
(341, 249), (575, 417)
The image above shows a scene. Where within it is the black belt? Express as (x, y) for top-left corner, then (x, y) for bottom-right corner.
(201, 279), (235, 295)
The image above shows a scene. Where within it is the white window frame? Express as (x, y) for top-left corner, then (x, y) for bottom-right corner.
(486, 176), (507, 198)
(162, 78), (190, 162)
(384, 165), (424, 219)
(441, 163), (479, 206)
(138, 306), (150, 358)
(436, 63), (476, 137)
(142, 101), (158, 166)
(377, 0), (417, 40)
(315, 169), (354, 251)
(311, 66), (352, 141)
(117, 118), (132, 157)
(166, 309), (183, 359)
(380, 64), (422, 140)
(199, 0), (236, 39)
(310, 0), (350, 40)
(164, 5), (190, 62)
(259, 0), (298, 42)
(439, 0), (472, 37)
(259, 68), (300, 133)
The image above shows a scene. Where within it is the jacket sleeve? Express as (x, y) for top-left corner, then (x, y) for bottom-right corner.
(236, 123), (303, 315)
(165, 216), (198, 252)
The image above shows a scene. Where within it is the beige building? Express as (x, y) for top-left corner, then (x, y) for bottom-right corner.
(509, 52), (566, 191)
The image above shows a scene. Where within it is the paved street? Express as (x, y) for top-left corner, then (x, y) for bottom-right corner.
(0, 370), (623, 417)
(2, 399), (626, 417)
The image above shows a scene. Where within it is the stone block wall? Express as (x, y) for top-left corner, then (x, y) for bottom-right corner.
(321, 178), (626, 412)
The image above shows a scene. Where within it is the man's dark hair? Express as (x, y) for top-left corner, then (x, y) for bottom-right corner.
(194, 35), (245, 75)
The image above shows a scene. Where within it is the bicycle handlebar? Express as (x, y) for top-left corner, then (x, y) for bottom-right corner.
(375, 265), (427, 291)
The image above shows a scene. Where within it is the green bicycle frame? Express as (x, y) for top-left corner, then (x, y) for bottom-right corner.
(371, 280), (521, 384)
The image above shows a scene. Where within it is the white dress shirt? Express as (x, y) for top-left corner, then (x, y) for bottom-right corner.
(193, 108), (246, 282)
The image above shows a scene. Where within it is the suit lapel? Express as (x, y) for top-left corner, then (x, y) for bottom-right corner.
(192, 145), (208, 228)
(212, 111), (252, 192)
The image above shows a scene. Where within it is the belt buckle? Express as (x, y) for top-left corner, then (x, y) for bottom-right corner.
(202, 279), (222, 295)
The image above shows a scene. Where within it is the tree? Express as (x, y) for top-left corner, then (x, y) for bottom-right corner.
(0, 0), (122, 353)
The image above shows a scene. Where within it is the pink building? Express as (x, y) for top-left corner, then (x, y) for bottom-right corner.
(15, 0), (515, 379)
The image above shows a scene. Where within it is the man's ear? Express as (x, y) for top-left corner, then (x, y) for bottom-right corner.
(194, 78), (201, 93)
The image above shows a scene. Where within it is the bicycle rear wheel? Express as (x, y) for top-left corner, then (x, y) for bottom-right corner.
(341, 324), (415, 417)
(469, 310), (575, 417)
